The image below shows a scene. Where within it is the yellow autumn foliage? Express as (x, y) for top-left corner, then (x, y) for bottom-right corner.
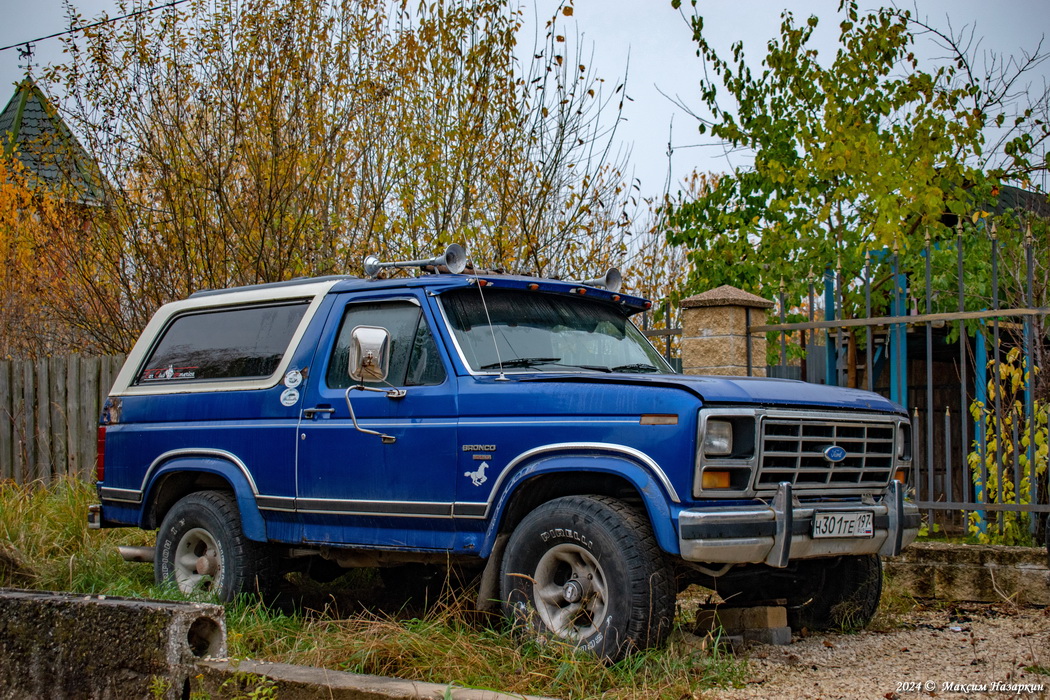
(33, 0), (691, 353)
(0, 157), (72, 357)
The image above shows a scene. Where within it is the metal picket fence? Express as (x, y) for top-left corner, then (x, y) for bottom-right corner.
(749, 223), (1049, 540)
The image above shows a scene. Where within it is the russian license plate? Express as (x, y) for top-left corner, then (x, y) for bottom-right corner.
(812, 511), (874, 538)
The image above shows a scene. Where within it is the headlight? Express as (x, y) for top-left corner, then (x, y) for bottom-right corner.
(897, 422), (912, 460)
(703, 420), (733, 456)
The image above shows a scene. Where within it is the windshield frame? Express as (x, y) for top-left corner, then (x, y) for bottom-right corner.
(434, 287), (675, 376)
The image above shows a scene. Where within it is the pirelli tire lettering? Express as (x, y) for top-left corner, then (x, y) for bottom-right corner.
(539, 528), (593, 548)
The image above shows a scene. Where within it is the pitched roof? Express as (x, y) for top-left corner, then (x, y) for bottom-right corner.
(993, 184), (1050, 218)
(0, 77), (105, 204)
(681, 284), (775, 309)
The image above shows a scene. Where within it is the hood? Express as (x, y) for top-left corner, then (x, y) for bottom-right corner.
(523, 372), (904, 414)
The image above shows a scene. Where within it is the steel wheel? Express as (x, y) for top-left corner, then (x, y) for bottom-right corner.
(156, 490), (278, 602)
(532, 543), (609, 641)
(172, 527), (223, 593)
(500, 495), (675, 661)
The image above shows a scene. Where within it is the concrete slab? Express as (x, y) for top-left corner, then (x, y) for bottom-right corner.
(196, 659), (556, 700)
(885, 542), (1050, 605)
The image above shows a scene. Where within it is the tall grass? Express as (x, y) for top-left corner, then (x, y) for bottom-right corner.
(0, 477), (154, 593)
(221, 597), (747, 699)
(0, 478), (746, 698)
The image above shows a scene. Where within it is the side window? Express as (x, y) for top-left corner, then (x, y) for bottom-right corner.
(136, 301), (309, 384)
(326, 300), (446, 389)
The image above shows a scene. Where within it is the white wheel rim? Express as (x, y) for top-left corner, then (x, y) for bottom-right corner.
(173, 527), (222, 594)
(532, 543), (608, 641)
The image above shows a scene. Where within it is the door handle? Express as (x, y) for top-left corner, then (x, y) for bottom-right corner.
(303, 406), (336, 419)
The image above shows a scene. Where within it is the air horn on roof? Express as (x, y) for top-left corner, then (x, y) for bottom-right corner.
(363, 243), (468, 279)
(574, 267), (622, 293)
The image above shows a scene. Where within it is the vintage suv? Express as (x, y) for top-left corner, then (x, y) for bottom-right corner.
(89, 244), (918, 660)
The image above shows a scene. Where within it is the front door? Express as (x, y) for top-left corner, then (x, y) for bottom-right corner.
(296, 294), (458, 549)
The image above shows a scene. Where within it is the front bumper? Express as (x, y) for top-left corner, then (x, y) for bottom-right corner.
(678, 481), (919, 567)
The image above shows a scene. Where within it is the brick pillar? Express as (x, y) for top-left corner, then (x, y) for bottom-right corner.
(681, 285), (775, 377)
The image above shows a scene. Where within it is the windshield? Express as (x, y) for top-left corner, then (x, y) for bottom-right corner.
(440, 288), (673, 374)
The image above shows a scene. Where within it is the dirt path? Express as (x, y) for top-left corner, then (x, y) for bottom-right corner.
(711, 604), (1050, 699)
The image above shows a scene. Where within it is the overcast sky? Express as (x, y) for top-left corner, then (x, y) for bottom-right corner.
(2, 0), (1048, 199)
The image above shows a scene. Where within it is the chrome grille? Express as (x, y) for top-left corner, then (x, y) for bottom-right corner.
(757, 416), (895, 493)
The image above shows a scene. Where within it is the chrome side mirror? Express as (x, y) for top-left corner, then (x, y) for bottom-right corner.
(345, 325), (403, 445)
(348, 326), (391, 383)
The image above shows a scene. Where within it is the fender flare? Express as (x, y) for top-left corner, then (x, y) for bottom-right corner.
(141, 452), (267, 542)
(480, 452), (679, 558)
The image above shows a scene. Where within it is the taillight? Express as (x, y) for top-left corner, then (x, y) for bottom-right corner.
(96, 426), (107, 482)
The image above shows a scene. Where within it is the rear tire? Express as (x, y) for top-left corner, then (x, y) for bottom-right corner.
(155, 490), (278, 602)
(500, 495), (675, 661)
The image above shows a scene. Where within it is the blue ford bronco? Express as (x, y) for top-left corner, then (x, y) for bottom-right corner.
(89, 244), (918, 660)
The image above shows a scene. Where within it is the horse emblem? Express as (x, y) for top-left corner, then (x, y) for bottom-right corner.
(464, 462), (489, 487)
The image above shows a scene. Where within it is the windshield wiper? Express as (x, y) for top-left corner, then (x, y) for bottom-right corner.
(479, 358), (614, 373)
(480, 357), (560, 370)
(610, 363), (661, 373)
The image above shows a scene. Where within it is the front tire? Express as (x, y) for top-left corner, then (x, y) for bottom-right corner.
(500, 495), (675, 661)
(155, 490), (277, 602)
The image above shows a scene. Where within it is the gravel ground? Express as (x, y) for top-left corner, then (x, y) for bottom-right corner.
(711, 603), (1050, 699)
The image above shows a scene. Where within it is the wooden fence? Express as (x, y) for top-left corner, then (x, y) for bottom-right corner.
(0, 355), (124, 485)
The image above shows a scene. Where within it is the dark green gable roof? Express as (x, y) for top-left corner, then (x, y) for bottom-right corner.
(995, 184), (1050, 218)
(0, 77), (105, 204)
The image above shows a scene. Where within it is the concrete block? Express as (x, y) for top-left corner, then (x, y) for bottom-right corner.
(0, 588), (225, 700)
(741, 606), (788, 629)
(743, 626), (792, 646)
(723, 634), (746, 653)
(695, 605), (788, 633)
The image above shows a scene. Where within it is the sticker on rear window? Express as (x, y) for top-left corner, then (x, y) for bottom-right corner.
(142, 365), (198, 381)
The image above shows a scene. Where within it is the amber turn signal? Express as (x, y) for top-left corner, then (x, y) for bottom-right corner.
(701, 470), (731, 489)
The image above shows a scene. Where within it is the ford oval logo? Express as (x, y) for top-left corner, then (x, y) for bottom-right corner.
(823, 445), (848, 463)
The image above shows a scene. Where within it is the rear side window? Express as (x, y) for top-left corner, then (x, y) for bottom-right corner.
(136, 301), (309, 384)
